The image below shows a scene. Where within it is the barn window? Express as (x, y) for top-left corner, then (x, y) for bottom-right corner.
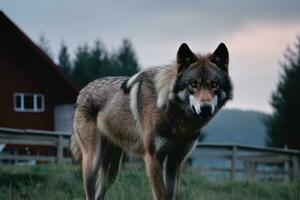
(14, 93), (45, 112)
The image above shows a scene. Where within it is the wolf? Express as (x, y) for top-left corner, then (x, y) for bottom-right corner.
(71, 43), (233, 200)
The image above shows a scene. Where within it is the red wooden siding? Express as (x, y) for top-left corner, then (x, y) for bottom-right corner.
(0, 48), (54, 130)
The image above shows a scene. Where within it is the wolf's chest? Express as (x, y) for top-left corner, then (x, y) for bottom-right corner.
(157, 115), (203, 141)
(154, 118), (201, 160)
(154, 135), (178, 155)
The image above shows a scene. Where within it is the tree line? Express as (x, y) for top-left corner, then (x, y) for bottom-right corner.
(38, 35), (140, 87)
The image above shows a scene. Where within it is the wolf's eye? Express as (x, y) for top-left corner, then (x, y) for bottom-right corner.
(211, 82), (219, 89)
(189, 82), (197, 88)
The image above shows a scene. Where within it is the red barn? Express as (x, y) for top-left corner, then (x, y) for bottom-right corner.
(0, 12), (79, 158)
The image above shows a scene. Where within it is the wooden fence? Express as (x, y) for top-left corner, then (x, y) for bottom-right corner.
(0, 127), (299, 181)
(0, 127), (71, 164)
(191, 143), (300, 181)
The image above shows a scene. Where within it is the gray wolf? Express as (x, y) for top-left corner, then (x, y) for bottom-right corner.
(71, 43), (233, 200)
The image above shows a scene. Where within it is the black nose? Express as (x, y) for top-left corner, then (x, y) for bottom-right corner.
(200, 104), (212, 118)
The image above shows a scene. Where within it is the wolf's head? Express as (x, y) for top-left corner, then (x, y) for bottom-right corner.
(173, 43), (232, 118)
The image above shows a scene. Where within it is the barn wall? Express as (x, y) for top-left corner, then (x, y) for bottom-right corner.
(0, 48), (54, 130)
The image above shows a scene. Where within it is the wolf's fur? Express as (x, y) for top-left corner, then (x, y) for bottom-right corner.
(71, 43), (233, 200)
(70, 133), (82, 162)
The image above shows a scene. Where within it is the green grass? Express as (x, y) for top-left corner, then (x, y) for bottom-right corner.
(0, 164), (299, 200)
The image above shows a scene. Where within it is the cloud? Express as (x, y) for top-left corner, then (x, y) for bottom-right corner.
(225, 22), (300, 113)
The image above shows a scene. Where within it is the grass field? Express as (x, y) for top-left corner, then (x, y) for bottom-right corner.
(0, 164), (299, 200)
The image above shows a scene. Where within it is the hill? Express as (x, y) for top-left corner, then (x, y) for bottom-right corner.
(202, 109), (268, 146)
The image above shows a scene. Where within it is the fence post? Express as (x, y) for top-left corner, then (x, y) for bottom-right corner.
(230, 146), (237, 180)
(56, 135), (64, 164)
(284, 158), (290, 182)
(291, 156), (300, 181)
(245, 162), (256, 181)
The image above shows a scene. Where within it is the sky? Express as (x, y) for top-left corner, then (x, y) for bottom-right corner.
(1, 0), (300, 113)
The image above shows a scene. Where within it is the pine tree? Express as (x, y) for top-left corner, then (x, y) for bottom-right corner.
(265, 37), (300, 150)
(89, 40), (110, 78)
(58, 42), (72, 75)
(38, 34), (53, 59)
(71, 44), (91, 87)
(116, 39), (140, 76)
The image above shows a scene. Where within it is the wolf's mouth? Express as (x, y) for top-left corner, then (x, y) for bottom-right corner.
(199, 105), (213, 118)
(191, 104), (213, 118)
(189, 96), (217, 117)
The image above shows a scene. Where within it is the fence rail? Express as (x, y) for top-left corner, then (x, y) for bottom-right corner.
(0, 127), (299, 181)
(191, 143), (300, 181)
(0, 127), (70, 164)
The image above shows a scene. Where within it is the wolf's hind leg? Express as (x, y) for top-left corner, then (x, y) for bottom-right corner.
(82, 147), (101, 200)
(81, 131), (102, 200)
(75, 110), (102, 200)
(95, 137), (124, 200)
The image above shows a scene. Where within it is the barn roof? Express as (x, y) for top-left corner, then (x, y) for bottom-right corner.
(0, 11), (80, 104)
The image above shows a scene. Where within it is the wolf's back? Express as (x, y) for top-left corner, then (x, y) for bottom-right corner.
(76, 77), (128, 110)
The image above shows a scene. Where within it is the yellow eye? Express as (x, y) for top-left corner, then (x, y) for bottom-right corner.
(189, 82), (197, 88)
(211, 82), (219, 89)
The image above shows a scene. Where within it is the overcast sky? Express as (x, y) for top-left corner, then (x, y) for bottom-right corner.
(1, 0), (300, 113)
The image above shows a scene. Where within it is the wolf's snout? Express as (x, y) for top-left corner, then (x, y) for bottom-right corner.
(199, 103), (213, 118)
(189, 95), (216, 116)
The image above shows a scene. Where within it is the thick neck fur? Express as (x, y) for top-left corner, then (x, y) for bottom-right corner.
(154, 64), (178, 109)
(156, 99), (210, 141)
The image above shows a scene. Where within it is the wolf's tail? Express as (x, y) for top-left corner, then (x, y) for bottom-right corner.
(70, 132), (82, 163)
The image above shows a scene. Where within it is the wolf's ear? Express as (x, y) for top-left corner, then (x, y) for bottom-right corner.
(177, 43), (197, 73)
(210, 43), (229, 72)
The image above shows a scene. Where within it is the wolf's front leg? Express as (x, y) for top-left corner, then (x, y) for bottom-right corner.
(165, 142), (196, 200)
(144, 152), (166, 200)
(165, 157), (182, 200)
